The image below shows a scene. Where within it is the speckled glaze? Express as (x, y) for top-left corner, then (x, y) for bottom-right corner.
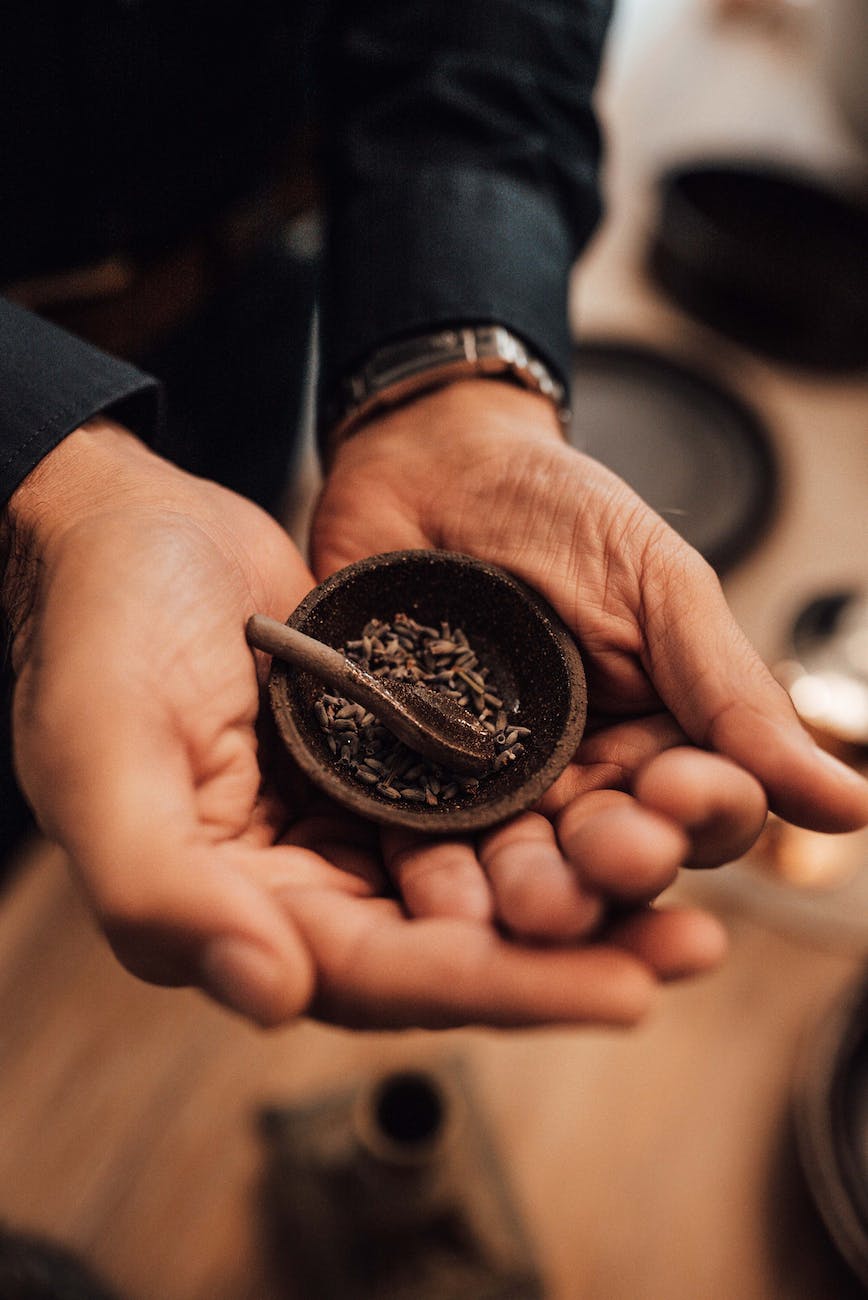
(267, 550), (587, 833)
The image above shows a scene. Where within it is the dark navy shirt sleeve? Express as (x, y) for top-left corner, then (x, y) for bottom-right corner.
(319, 0), (613, 404)
(0, 298), (162, 510)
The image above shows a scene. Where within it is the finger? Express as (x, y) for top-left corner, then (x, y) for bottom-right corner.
(282, 891), (658, 1030)
(280, 805), (387, 891)
(477, 812), (603, 940)
(102, 836), (320, 1029)
(641, 545), (868, 832)
(381, 827), (494, 923)
(604, 906), (729, 980)
(557, 790), (690, 904)
(633, 747), (767, 868)
(535, 713), (687, 816)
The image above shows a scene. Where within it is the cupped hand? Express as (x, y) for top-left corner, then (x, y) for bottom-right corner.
(311, 379), (868, 940)
(2, 417), (722, 1031)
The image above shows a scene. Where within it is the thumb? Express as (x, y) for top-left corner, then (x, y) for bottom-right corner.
(642, 546), (868, 832)
(14, 678), (315, 1026)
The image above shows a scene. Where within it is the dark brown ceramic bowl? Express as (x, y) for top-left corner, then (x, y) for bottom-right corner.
(267, 550), (587, 833)
(648, 162), (868, 371)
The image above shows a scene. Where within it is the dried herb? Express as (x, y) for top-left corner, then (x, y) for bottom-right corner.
(314, 613), (531, 807)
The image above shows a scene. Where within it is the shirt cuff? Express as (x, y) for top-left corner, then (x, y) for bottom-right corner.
(0, 298), (162, 510)
(319, 167), (599, 408)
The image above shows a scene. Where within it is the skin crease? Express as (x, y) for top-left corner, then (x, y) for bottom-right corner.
(2, 383), (866, 1029)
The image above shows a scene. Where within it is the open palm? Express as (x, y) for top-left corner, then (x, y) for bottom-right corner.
(311, 380), (868, 956)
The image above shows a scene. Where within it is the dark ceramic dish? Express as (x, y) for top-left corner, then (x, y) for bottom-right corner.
(267, 550), (587, 832)
(568, 342), (776, 574)
(648, 162), (868, 371)
(795, 965), (868, 1288)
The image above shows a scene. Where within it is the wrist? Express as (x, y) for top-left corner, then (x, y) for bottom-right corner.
(332, 376), (568, 466)
(322, 324), (570, 466)
(4, 414), (142, 534)
(0, 418), (154, 649)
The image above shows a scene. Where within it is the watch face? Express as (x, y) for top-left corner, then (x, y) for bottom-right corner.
(567, 342), (777, 573)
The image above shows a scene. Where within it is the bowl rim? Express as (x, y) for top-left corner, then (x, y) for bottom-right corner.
(266, 549), (587, 833)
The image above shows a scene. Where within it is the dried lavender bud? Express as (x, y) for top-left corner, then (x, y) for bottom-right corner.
(313, 614), (532, 808)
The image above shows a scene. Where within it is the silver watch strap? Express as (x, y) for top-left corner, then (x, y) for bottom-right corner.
(323, 324), (570, 458)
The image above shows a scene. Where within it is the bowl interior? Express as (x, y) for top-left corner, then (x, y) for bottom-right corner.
(268, 551), (586, 832)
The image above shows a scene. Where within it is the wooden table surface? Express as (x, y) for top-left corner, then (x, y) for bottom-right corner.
(2, 3), (868, 1298)
(0, 843), (866, 1300)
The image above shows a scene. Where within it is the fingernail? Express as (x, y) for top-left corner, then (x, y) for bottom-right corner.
(200, 937), (286, 1026)
(813, 746), (868, 789)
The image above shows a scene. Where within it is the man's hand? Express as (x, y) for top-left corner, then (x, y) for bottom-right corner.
(2, 417), (725, 1031)
(311, 379), (868, 940)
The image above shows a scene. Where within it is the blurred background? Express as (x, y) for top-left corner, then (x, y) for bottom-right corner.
(1, 1), (867, 1297)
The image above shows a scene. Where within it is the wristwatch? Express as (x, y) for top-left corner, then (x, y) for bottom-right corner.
(322, 324), (570, 460)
